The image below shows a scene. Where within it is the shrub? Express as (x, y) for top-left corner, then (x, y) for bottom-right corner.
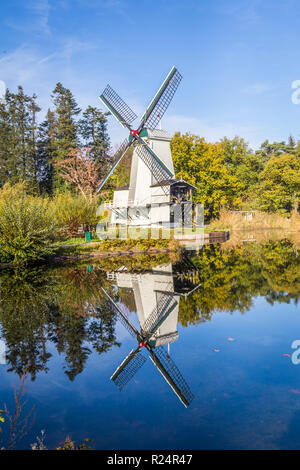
(0, 191), (58, 264)
(53, 193), (99, 238)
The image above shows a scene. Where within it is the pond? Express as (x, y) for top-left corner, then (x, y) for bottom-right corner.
(1, 236), (300, 450)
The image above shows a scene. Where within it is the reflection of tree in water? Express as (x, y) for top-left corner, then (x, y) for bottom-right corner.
(117, 288), (136, 313)
(0, 268), (55, 380)
(178, 240), (300, 327)
(86, 301), (121, 354)
(0, 266), (120, 381)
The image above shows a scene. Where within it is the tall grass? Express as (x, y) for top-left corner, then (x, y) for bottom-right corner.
(209, 209), (300, 231)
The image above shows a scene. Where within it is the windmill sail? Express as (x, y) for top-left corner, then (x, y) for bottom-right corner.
(140, 67), (182, 130)
(135, 139), (173, 183)
(111, 348), (147, 390)
(99, 85), (137, 128)
(142, 292), (177, 338)
(97, 66), (182, 193)
(97, 138), (131, 192)
(149, 346), (194, 407)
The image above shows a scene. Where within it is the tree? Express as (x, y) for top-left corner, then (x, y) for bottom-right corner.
(288, 135), (296, 149)
(26, 94), (42, 191)
(51, 82), (81, 192)
(54, 147), (103, 200)
(0, 87), (41, 189)
(255, 139), (296, 167)
(53, 192), (99, 236)
(0, 89), (11, 185)
(219, 137), (262, 194)
(78, 106), (110, 166)
(258, 153), (300, 213)
(36, 109), (56, 195)
(171, 132), (243, 219)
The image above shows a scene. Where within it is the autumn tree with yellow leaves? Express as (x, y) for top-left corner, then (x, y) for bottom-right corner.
(170, 132), (243, 219)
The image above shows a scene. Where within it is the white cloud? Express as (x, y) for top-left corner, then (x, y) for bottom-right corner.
(0, 39), (102, 115)
(241, 83), (276, 96)
(27, 0), (51, 35)
(164, 113), (262, 149)
(105, 111), (263, 150)
(0, 46), (44, 84)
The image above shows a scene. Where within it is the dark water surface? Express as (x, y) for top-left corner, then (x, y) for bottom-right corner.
(1, 239), (300, 450)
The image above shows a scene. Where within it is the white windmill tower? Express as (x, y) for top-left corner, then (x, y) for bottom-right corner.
(97, 67), (196, 227)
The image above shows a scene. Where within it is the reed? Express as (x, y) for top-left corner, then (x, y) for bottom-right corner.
(208, 209), (300, 232)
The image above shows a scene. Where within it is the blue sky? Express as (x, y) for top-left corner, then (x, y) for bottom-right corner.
(1, 0), (300, 149)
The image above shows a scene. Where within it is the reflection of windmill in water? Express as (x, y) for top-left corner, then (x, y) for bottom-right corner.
(0, 339), (6, 365)
(102, 255), (200, 407)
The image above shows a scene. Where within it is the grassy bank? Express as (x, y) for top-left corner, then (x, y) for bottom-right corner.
(54, 238), (181, 258)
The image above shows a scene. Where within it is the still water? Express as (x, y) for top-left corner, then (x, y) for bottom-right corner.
(1, 238), (300, 450)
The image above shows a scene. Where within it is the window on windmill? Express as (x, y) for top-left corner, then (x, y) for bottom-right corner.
(172, 185), (189, 201)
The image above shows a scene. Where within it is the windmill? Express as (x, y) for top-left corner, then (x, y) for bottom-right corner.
(101, 286), (194, 407)
(97, 67), (196, 227)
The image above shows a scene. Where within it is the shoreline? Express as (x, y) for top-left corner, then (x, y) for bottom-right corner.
(0, 230), (230, 267)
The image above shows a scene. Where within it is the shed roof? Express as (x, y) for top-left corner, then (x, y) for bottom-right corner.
(150, 178), (197, 190)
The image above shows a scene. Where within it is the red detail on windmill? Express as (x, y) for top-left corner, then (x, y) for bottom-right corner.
(130, 129), (139, 136)
(139, 341), (144, 348)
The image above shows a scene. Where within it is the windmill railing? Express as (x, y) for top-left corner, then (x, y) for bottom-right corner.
(104, 199), (152, 209)
(103, 199), (182, 210)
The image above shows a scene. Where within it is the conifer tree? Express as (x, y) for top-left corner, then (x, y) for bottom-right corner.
(0, 87), (41, 189)
(51, 82), (81, 192)
(78, 105), (110, 169)
(37, 109), (56, 194)
(0, 89), (11, 185)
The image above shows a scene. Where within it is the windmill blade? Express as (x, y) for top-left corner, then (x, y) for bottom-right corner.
(99, 85), (137, 128)
(111, 347), (147, 390)
(97, 138), (131, 192)
(142, 292), (173, 333)
(142, 292), (178, 339)
(135, 137), (173, 190)
(100, 287), (138, 338)
(148, 346), (194, 407)
(139, 66), (182, 130)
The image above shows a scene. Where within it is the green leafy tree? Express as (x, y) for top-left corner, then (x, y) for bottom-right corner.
(255, 139), (296, 167)
(171, 132), (243, 219)
(220, 136), (263, 200)
(258, 153), (300, 213)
